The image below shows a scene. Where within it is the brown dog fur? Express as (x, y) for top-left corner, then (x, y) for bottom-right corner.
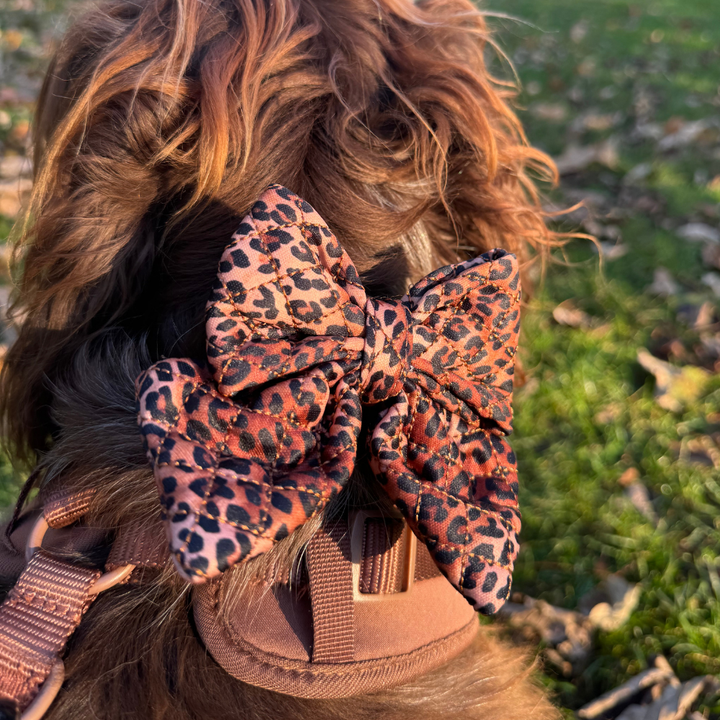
(0, 0), (565, 717)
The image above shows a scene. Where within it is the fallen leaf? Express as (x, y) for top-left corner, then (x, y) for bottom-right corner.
(589, 322), (612, 338)
(656, 337), (690, 363)
(499, 596), (594, 673)
(580, 574), (643, 631)
(664, 117), (685, 135)
(677, 223), (720, 244)
(618, 467), (640, 486)
(598, 241), (629, 260)
(0, 178), (33, 219)
(615, 676), (716, 720)
(647, 268), (679, 296)
(531, 102), (568, 122)
(637, 349), (711, 412)
(543, 647), (573, 677)
(658, 119), (717, 151)
(9, 119), (30, 144)
(0, 155), (32, 180)
(552, 300), (591, 328)
(595, 403), (624, 424)
(577, 57), (597, 77)
(2, 29), (23, 52)
(571, 112), (624, 134)
(586, 112), (623, 132)
(650, 29), (665, 43)
(625, 482), (659, 525)
(624, 162), (653, 185)
(554, 138), (620, 175)
(680, 436), (720, 469)
(567, 86), (584, 104)
(570, 19), (589, 43)
(702, 272), (720, 297)
(677, 301), (716, 329)
(577, 657), (678, 720)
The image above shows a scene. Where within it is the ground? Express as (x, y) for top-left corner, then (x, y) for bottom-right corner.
(1, 0), (720, 715)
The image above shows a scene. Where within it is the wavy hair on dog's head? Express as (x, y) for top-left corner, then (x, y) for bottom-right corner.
(3, 0), (561, 462)
(0, 2), (565, 717)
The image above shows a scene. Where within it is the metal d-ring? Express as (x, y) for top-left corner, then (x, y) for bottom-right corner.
(25, 514), (135, 594)
(20, 660), (64, 720)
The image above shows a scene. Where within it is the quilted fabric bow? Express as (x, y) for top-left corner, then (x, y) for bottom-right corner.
(136, 185), (521, 613)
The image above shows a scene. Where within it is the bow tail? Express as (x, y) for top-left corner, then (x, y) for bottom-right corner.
(370, 390), (521, 614)
(138, 359), (362, 583)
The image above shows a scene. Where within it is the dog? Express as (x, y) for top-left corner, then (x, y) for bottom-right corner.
(0, 1), (563, 717)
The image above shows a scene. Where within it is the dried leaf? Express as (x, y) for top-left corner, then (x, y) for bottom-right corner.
(0, 155), (32, 179)
(553, 300), (591, 328)
(615, 676), (713, 720)
(702, 242), (720, 270)
(637, 349), (711, 412)
(677, 223), (720, 244)
(701, 272), (720, 297)
(599, 241), (629, 260)
(577, 658), (678, 720)
(0, 178), (33, 219)
(676, 302), (716, 330)
(595, 403), (624, 424)
(579, 574), (643, 631)
(570, 19), (589, 43)
(499, 597), (594, 671)
(555, 138), (619, 175)
(658, 119), (717, 151)
(680, 436), (720, 469)
(648, 268), (680, 297)
(625, 482), (659, 525)
(619, 468), (640, 486)
(531, 102), (568, 122)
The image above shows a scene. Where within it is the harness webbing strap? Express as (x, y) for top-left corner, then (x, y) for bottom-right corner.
(0, 551), (100, 714)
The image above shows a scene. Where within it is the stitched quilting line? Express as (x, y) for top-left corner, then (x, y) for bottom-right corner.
(212, 229), (366, 390)
(143, 359), (359, 447)
(153, 380), (360, 566)
(215, 264), (362, 331)
(145, 323), (515, 538)
(226, 217), (366, 292)
(218, 223), (365, 317)
(409, 286), (518, 393)
(171, 396), (359, 576)
(139, 186), (522, 600)
(295, 196), (359, 342)
(382, 463), (518, 535)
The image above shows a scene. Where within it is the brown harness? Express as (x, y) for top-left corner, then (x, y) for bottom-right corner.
(0, 491), (477, 717)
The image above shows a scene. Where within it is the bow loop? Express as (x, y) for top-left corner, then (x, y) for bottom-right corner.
(137, 185), (521, 613)
(360, 299), (413, 404)
(403, 254), (519, 435)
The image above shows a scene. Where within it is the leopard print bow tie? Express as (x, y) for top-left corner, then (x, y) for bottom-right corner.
(136, 184), (521, 614)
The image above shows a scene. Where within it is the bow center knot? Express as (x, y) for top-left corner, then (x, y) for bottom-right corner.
(360, 299), (413, 404)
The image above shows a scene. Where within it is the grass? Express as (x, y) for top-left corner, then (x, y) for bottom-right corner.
(485, 0), (720, 711)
